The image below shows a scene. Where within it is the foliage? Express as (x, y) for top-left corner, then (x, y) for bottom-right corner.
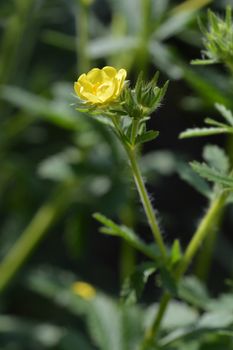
(0, 1), (233, 350)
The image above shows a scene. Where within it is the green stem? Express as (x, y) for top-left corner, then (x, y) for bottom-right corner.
(0, 0), (34, 84)
(141, 191), (228, 348)
(135, 0), (152, 75)
(195, 208), (223, 281)
(176, 191), (228, 278)
(75, 0), (90, 74)
(126, 147), (167, 260)
(130, 119), (139, 145)
(0, 182), (75, 293)
(140, 292), (171, 350)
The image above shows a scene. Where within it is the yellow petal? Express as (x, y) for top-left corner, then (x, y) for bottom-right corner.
(114, 68), (127, 96)
(96, 81), (116, 102)
(72, 281), (96, 300)
(102, 66), (117, 79)
(86, 68), (104, 84)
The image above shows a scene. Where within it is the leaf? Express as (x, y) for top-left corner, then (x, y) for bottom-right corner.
(93, 213), (160, 260)
(191, 58), (217, 65)
(27, 267), (143, 350)
(215, 103), (233, 127)
(1, 86), (79, 130)
(203, 145), (230, 174)
(87, 36), (138, 59)
(190, 161), (233, 189)
(136, 130), (159, 145)
(121, 262), (157, 304)
(177, 162), (212, 198)
(160, 268), (177, 296)
(178, 276), (210, 309)
(170, 239), (182, 266)
(179, 127), (232, 139)
(144, 301), (198, 331)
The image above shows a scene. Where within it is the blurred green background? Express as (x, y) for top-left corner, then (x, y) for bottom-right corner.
(1, 0), (233, 349)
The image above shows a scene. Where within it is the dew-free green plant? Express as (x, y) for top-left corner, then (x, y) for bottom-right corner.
(72, 7), (233, 349)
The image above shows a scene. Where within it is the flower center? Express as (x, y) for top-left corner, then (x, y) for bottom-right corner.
(92, 82), (101, 94)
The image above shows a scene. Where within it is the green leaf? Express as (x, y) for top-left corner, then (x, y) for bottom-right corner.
(160, 268), (177, 296)
(191, 58), (217, 65)
(121, 262), (157, 304)
(136, 130), (159, 145)
(215, 103), (233, 127)
(190, 161), (233, 189)
(1, 86), (79, 130)
(179, 127), (232, 139)
(178, 276), (210, 309)
(177, 162), (212, 198)
(170, 239), (182, 266)
(203, 145), (230, 174)
(144, 301), (198, 332)
(93, 213), (160, 260)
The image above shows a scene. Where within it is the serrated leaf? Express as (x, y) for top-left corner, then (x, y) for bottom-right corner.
(136, 130), (159, 145)
(93, 213), (160, 260)
(215, 103), (233, 127)
(179, 127), (232, 139)
(121, 262), (157, 304)
(203, 145), (230, 174)
(177, 162), (212, 198)
(191, 161), (233, 189)
(191, 58), (217, 65)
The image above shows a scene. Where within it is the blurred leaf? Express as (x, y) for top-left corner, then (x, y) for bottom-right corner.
(181, 66), (232, 107)
(177, 162), (212, 198)
(141, 150), (177, 176)
(180, 126), (232, 138)
(38, 148), (80, 181)
(155, 0), (211, 41)
(88, 36), (138, 59)
(215, 103), (233, 127)
(149, 41), (183, 80)
(160, 267), (177, 296)
(170, 239), (182, 266)
(121, 262), (157, 304)
(136, 130), (159, 145)
(178, 276), (210, 309)
(1, 86), (79, 130)
(144, 301), (199, 331)
(93, 213), (160, 259)
(203, 145), (230, 174)
(28, 268), (143, 350)
(191, 161), (233, 188)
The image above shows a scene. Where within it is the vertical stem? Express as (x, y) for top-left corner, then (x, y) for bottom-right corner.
(141, 191), (228, 348)
(130, 119), (139, 145)
(176, 191), (228, 278)
(126, 147), (167, 260)
(0, 182), (75, 293)
(194, 208), (223, 281)
(135, 0), (152, 75)
(75, 0), (90, 75)
(0, 0), (34, 84)
(140, 292), (171, 350)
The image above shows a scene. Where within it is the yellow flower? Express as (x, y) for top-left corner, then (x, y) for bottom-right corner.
(71, 281), (96, 300)
(74, 66), (127, 105)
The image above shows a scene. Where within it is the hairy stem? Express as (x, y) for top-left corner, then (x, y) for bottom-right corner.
(141, 191), (228, 348)
(126, 147), (167, 260)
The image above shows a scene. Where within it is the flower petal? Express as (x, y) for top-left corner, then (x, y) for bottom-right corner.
(86, 68), (104, 84)
(102, 66), (117, 79)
